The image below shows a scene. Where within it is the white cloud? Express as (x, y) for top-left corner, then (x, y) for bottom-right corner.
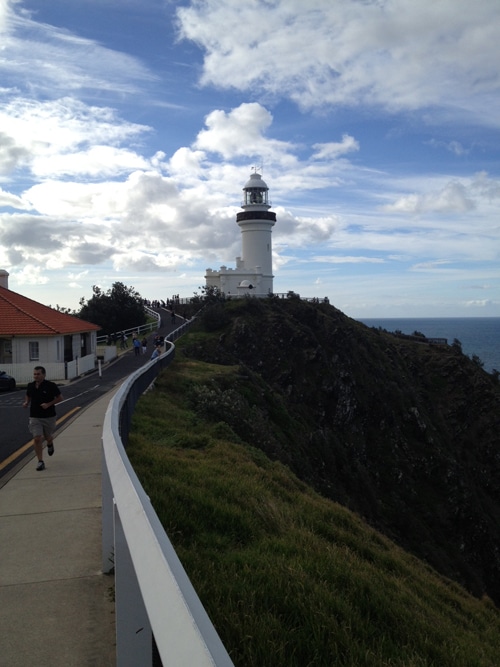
(177, 0), (500, 124)
(411, 260), (453, 271)
(31, 146), (150, 179)
(1, 95), (497, 287)
(0, 130), (31, 174)
(0, 2), (156, 97)
(464, 299), (498, 309)
(0, 185), (25, 208)
(312, 135), (359, 160)
(470, 171), (500, 200)
(13, 264), (49, 286)
(382, 179), (480, 215)
(0, 0), (17, 34)
(275, 211), (342, 247)
(313, 255), (385, 265)
(194, 103), (294, 161)
(0, 1), (498, 318)
(0, 97), (150, 180)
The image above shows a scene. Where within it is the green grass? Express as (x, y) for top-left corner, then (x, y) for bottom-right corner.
(129, 357), (500, 666)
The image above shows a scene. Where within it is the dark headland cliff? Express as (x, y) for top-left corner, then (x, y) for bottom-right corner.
(180, 295), (500, 605)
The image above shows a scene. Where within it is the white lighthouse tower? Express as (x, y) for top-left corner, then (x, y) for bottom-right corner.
(205, 171), (276, 296)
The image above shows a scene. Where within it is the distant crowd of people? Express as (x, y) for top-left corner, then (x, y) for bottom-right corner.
(105, 330), (166, 360)
(144, 295), (181, 309)
(102, 295), (190, 362)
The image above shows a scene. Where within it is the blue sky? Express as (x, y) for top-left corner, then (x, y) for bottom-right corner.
(0, 0), (499, 318)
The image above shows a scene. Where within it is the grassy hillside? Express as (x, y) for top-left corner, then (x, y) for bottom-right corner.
(129, 354), (500, 666)
(175, 298), (500, 603)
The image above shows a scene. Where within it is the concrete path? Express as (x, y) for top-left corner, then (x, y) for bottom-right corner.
(0, 308), (185, 666)
(0, 392), (116, 667)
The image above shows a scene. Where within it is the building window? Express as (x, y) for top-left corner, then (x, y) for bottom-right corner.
(29, 341), (39, 361)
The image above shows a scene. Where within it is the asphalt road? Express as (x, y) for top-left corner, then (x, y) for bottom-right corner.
(0, 309), (180, 484)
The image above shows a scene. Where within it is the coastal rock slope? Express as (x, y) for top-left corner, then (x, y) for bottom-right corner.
(182, 296), (500, 604)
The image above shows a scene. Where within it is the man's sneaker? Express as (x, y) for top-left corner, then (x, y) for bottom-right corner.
(47, 443), (54, 456)
(36, 461), (45, 471)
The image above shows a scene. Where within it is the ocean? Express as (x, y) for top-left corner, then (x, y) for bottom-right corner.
(357, 318), (500, 374)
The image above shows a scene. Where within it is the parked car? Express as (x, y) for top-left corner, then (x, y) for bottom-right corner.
(0, 371), (16, 391)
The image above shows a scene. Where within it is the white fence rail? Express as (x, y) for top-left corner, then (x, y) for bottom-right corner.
(144, 304), (162, 325)
(96, 306), (162, 345)
(101, 342), (234, 667)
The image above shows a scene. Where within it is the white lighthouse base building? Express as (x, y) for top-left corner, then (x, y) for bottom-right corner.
(205, 258), (268, 297)
(205, 172), (276, 298)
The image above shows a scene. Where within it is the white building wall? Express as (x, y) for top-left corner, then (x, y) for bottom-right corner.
(205, 268), (271, 297)
(13, 337), (55, 364)
(8, 334), (95, 364)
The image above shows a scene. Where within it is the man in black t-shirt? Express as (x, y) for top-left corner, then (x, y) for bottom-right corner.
(23, 366), (62, 471)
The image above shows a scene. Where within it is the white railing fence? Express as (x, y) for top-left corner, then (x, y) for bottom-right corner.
(144, 304), (162, 324)
(164, 317), (196, 343)
(97, 306), (161, 345)
(102, 342), (234, 667)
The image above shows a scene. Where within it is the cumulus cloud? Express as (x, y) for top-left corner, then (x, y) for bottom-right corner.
(382, 181), (475, 215)
(0, 131), (31, 174)
(470, 172), (500, 200)
(0, 213), (70, 250)
(0, 97), (150, 178)
(1, 90), (496, 285)
(0, 185), (26, 209)
(194, 104), (294, 161)
(14, 265), (50, 286)
(0, 0), (498, 316)
(32, 146), (150, 179)
(177, 0), (500, 124)
(274, 210), (342, 247)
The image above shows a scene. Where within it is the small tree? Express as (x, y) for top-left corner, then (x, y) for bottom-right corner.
(54, 304), (76, 315)
(77, 282), (146, 334)
(191, 285), (224, 305)
(471, 354), (484, 369)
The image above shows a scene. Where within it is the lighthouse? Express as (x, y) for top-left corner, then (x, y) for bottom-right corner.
(205, 172), (277, 296)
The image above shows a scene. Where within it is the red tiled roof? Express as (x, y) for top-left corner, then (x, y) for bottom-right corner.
(0, 286), (100, 336)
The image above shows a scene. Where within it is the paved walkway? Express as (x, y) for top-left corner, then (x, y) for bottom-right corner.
(0, 392), (116, 666)
(0, 309), (181, 666)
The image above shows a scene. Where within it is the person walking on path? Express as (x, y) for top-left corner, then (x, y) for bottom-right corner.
(150, 345), (162, 361)
(23, 365), (62, 471)
(133, 336), (141, 356)
(141, 337), (148, 354)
